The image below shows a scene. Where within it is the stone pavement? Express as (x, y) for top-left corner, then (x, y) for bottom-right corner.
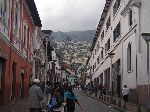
(0, 97), (29, 112)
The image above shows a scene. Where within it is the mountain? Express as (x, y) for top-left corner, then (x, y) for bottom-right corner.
(51, 30), (96, 43)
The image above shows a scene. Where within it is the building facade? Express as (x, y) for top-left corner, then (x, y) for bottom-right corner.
(0, 0), (41, 105)
(86, 0), (150, 106)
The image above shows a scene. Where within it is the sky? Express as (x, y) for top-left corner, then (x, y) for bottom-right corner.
(34, 0), (106, 32)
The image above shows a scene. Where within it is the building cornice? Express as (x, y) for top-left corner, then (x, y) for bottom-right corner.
(91, 0), (112, 52)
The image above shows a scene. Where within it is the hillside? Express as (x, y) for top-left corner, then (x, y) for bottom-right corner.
(51, 30), (96, 43)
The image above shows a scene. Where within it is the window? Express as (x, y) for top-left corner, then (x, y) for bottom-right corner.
(101, 49), (103, 59)
(106, 16), (111, 31)
(0, 58), (5, 95)
(23, 25), (26, 46)
(101, 30), (104, 42)
(93, 65), (94, 72)
(113, 22), (121, 42)
(94, 62), (96, 69)
(105, 38), (110, 53)
(14, 1), (20, 37)
(100, 73), (103, 83)
(96, 42), (99, 52)
(0, 0), (7, 21)
(97, 56), (100, 64)
(104, 68), (110, 88)
(127, 43), (132, 71)
(129, 10), (133, 26)
(113, 0), (121, 17)
(23, 24), (29, 48)
(0, 59), (3, 94)
(27, 27), (30, 48)
(93, 53), (94, 59)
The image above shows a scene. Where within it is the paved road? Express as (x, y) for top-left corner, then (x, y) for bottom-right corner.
(74, 89), (120, 112)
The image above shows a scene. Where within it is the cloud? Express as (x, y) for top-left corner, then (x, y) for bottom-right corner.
(35, 0), (106, 32)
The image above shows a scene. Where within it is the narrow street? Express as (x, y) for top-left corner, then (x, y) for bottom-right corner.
(74, 89), (120, 112)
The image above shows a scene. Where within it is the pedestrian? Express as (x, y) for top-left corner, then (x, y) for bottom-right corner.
(51, 82), (64, 98)
(64, 86), (83, 112)
(122, 85), (129, 109)
(94, 84), (98, 98)
(29, 79), (44, 112)
(40, 81), (45, 93)
(122, 85), (129, 103)
(103, 83), (107, 95)
(98, 83), (103, 97)
(48, 89), (65, 112)
(63, 83), (69, 93)
(46, 81), (52, 104)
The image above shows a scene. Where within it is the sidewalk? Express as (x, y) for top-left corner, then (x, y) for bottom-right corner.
(84, 91), (147, 112)
(0, 97), (29, 112)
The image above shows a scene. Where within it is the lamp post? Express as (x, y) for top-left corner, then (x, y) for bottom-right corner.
(99, 47), (115, 96)
(108, 52), (115, 96)
(51, 60), (57, 87)
(108, 52), (115, 104)
(44, 37), (48, 95)
(141, 33), (150, 105)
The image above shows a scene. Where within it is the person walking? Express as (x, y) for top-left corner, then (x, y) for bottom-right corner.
(98, 83), (103, 98)
(64, 86), (83, 112)
(29, 79), (44, 112)
(48, 89), (65, 112)
(122, 85), (129, 109)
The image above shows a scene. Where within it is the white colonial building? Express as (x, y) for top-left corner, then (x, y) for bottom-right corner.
(86, 0), (150, 106)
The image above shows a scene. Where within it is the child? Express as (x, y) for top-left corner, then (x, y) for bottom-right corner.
(48, 89), (65, 112)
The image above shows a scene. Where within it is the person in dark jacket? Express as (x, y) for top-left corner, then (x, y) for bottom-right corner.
(29, 79), (44, 112)
(64, 86), (83, 112)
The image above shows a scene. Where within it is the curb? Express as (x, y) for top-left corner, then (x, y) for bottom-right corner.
(83, 91), (126, 112)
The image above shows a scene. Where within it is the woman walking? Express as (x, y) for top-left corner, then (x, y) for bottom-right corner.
(29, 79), (44, 112)
(64, 86), (83, 112)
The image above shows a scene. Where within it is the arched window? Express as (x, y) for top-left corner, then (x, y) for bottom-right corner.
(127, 43), (132, 71)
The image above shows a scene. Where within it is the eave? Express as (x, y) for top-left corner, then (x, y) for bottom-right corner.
(90, 0), (112, 52)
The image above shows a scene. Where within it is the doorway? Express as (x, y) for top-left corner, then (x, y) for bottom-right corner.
(10, 62), (16, 101)
(20, 69), (24, 98)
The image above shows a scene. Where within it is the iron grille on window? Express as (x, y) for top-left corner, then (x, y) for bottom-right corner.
(113, 22), (121, 42)
(113, 0), (121, 17)
(101, 30), (104, 42)
(105, 38), (110, 53)
(106, 16), (111, 31)
(129, 10), (133, 26)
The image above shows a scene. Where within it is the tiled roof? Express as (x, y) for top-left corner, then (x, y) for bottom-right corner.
(25, 0), (42, 27)
(90, 0), (112, 51)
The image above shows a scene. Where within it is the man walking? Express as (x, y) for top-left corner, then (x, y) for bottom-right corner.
(29, 79), (44, 112)
(122, 85), (129, 109)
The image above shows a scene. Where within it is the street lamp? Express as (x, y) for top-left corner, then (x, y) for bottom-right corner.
(44, 37), (48, 95)
(51, 60), (57, 87)
(99, 46), (116, 104)
(108, 52), (115, 104)
(85, 65), (92, 92)
(141, 33), (150, 100)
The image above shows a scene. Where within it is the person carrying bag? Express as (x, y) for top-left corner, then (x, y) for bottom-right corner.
(48, 89), (65, 112)
(64, 86), (83, 112)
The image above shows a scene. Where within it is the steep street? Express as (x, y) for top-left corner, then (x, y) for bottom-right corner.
(74, 90), (119, 112)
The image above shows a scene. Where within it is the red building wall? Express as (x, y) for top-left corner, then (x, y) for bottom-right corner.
(0, 0), (37, 105)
